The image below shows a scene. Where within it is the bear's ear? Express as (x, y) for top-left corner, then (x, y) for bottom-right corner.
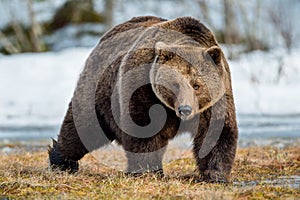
(205, 46), (222, 67)
(155, 42), (175, 62)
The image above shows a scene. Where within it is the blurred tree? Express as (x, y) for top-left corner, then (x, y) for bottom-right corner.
(50, 0), (104, 31)
(0, 31), (19, 54)
(237, 0), (268, 52)
(104, 0), (114, 29)
(0, 0), (113, 54)
(269, 3), (293, 53)
(195, 0), (213, 28)
(223, 0), (240, 44)
(0, 0), (46, 54)
(27, 0), (44, 52)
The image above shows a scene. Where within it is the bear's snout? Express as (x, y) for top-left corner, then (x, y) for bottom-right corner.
(178, 105), (192, 118)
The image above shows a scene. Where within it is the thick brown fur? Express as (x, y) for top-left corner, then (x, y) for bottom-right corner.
(49, 16), (238, 183)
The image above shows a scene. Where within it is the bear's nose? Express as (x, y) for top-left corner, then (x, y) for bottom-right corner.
(178, 105), (192, 116)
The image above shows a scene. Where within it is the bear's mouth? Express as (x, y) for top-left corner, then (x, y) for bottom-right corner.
(177, 114), (194, 121)
(179, 114), (193, 121)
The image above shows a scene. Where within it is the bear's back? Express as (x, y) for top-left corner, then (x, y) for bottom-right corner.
(101, 16), (167, 43)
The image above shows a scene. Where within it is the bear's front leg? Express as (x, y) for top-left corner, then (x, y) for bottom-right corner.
(193, 121), (238, 183)
(122, 134), (168, 176)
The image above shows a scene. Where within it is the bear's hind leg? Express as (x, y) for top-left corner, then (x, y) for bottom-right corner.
(48, 103), (89, 173)
(48, 138), (80, 173)
(49, 102), (113, 173)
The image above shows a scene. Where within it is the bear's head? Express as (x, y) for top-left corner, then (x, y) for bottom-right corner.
(150, 42), (227, 121)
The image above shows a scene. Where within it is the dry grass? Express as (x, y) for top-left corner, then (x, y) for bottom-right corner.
(0, 146), (299, 199)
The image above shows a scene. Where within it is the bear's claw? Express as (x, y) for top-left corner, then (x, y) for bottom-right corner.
(48, 139), (79, 173)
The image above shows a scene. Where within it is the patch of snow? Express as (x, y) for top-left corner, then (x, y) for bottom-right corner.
(0, 47), (91, 127)
(229, 47), (300, 115)
(44, 24), (106, 51)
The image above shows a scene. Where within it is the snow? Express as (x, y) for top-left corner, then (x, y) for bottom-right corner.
(44, 24), (105, 51)
(229, 48), (300, 115)
(0, 47), (91, 127)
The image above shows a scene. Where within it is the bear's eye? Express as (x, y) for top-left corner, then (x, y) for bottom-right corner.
(193, 84), (200, 90)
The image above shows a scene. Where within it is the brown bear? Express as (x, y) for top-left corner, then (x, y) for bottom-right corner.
(48, 16), (238, 183)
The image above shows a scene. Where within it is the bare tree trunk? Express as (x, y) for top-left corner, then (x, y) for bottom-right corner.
(0, 31), (19, 54)
(7, 1), (30, 52)
(10, 19), (30, 51)
(196, 0), (212, 27)
(223, 0), (239, 44)
(104, 0), (114, 29)
(237, 0), (267, 51)
(27, 0), (43, 52)
(269, 3), (293, 53)
(87, 0), (94, 10)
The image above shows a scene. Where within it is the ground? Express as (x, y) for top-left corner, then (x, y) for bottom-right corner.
(0, 145), (299, 199)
